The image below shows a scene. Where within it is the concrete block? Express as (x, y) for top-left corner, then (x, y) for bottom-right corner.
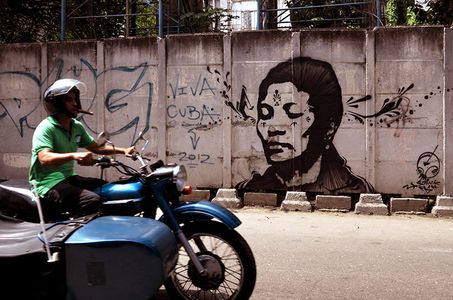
(212, 188), (242, 209)
(432, 195), (453, 217)
(358, 193), (384, 204)
(355, 194), (389, 215)
(435, 195), (453, 207)
(390, 198), (428, 214)
(244, 192), (277, 207)
(280, 191), (311, 212)
(181, 189), (211, 202)
(315, 195), (351, 211)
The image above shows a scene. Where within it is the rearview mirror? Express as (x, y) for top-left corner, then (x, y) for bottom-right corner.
(137, 131), (144, 140)
(136, 131), (149, 152)
(96, 131), (111, 147)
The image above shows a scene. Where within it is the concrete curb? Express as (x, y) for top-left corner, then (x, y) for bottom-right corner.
(390, 197), (429, 214)
(209, 188), (452, 218)
(315, 195), (351, 212)
(432, 195), (453, 217)
(280, 191), (312, 212)
(244, 192), (277, 207)
(212, 188), (242, 209)
(355, 193), (389, 215)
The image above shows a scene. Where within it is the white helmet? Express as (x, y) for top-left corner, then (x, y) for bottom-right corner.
(43, 79), (87, 116)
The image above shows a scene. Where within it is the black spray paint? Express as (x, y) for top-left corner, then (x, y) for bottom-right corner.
(403, 145), (440, 193)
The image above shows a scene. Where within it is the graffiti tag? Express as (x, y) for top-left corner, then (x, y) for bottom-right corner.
(403, 145), (440, 193)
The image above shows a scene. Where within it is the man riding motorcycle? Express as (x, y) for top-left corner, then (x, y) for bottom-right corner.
(29, 78), (136, 221)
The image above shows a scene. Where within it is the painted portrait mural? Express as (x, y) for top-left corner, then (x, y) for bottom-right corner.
(215, 56), (375, 194)
(239, 57), (373, 193)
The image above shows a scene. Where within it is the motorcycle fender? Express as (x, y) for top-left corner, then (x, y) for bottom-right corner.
(160, 200), (241, 230)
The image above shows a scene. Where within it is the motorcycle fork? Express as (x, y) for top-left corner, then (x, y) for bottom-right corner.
(142, 190), (158, 218)
(152, 183), (207, 276)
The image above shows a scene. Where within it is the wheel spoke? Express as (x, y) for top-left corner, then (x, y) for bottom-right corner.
(219, 280), (236, 297)
(174, 266), (187, 274)
(181, 283), (195, 297)
(218, 241), (232, 258)
(174, 271), (190, 280)
(224, 271), (242, 282)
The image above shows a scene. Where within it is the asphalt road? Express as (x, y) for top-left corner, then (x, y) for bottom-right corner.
(156, 207), (453, 300)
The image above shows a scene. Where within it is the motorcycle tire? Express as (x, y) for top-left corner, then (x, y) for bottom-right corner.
(164, 220), (257, 300)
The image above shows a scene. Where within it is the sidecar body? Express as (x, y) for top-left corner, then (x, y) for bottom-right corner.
(65, 215), (178, 299)
(0, 214), (178, 300)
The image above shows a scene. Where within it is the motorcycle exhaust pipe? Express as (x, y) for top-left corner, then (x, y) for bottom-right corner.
(78, 109), (94, 115)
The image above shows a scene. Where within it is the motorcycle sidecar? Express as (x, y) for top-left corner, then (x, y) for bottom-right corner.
(64, 216), (178, 300)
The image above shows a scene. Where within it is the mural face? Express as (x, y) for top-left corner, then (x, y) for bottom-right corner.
(235, 57), (374, 194)
(256, 82), (313, 163)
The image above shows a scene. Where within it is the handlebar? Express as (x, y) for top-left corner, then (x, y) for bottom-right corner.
(93, 156), (113, 167)
(94, 156), (112, 164)
(92, 131), (159, 176)
(93, 155), (163, 176)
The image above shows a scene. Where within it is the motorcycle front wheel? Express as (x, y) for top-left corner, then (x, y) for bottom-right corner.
(164, 221), (256, 300)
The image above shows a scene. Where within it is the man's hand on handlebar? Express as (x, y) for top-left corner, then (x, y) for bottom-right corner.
(74, 152), (95, 166)
(124, 146), (137, 157)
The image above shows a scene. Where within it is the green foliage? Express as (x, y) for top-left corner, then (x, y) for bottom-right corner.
(284, 0), (372, 28)
(284, 0), (452, 28)
(64, 0), (131, 39)
(0, 0), (60, 43)
(384, 0), (453, 26)
(134, 5), (158, 35)
(180, 7), (237, 33)
(384, 0), (398, 25)
(426, 0), (453, 26)
(384, 0), (427, 26)
(0, 0), (158, 43)
(1, 0), (452, 44)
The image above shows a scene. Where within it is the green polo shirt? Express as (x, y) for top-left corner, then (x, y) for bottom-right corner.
(29, 116), (94, 197)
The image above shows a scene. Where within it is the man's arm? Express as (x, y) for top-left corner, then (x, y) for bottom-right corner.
(86, 141), (136, 157)
(38, 142), (136, 168)
(38, 149), (95, 167)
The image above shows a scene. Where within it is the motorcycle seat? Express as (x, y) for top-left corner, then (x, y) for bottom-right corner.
(0, 179), (35, 202)
(0, 179), (38, 217)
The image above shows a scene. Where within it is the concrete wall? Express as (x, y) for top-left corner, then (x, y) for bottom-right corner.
(1, 27), (452, 196)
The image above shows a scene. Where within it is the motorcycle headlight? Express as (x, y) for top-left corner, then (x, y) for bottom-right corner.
(173, 165), (187, 192)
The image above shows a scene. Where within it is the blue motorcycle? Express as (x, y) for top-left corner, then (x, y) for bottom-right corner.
(0, 132), (257, 299)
